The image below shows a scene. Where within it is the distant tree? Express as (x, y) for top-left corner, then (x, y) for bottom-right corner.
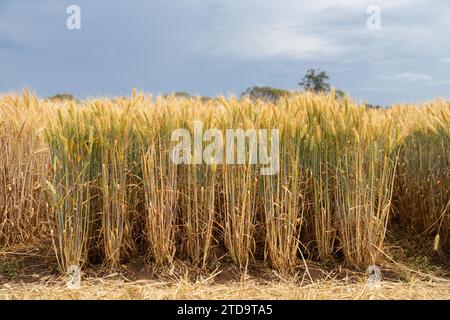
(299, 69), (330, 93)
(173, 92), (191, 98)
(335, 89), (346, 100)
(364, 103), (384, 109)
(240, 86), (291, 102)
(46, 93), (78, 102)
(166, 92), (213, 103)
(199, 96), (213, 103)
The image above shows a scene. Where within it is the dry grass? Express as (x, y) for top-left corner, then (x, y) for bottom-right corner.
(1, 236), (449, 300)
(1, 277), (448, 300)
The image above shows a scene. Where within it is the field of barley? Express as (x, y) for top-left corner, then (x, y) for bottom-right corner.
(0, 90), (449, 299)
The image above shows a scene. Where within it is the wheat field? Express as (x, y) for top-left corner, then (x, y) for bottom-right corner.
(0, 90), (448, 280)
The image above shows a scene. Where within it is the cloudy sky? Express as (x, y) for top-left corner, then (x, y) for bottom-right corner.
(0, 0), (449, 105)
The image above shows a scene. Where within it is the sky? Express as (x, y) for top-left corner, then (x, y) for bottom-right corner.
(0, 0), (449, 105)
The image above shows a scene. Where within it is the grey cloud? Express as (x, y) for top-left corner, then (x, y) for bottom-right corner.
(0, 0), (449, 105)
